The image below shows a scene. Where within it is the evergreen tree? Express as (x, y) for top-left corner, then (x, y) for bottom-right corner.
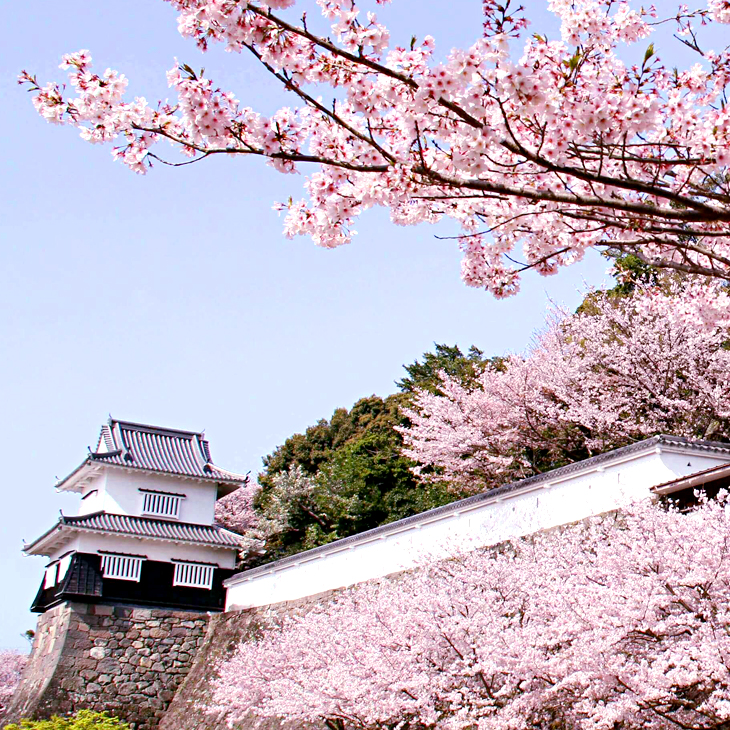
(397, 344), (495, 396)
(253, 392), (457, 564)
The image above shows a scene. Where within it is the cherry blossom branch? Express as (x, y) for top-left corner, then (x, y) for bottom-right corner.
(20, 0), (730, 295)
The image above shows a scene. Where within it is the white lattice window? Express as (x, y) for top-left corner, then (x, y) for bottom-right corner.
(173, 561), (215, 590)
(100, 553), (144, 582)
(141, 490), (184, 519)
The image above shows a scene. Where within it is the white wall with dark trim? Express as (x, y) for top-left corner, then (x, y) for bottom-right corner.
(224, 440), (730, 610)
(78, 468), (218, 524)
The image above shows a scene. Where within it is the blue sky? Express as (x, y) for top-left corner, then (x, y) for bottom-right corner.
(0, 0), (619, 649)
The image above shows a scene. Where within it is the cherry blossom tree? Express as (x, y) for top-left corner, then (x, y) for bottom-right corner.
(215, 467), (330, 557)
(401, 281), (730, 492)
(214, 477), (257, 534)
(214, 478), (266, 555)
(248, 465), (321, 545)
(0, 651), (27, 719)
(18, 1), (730, 295)
(212, 494), (730, 729)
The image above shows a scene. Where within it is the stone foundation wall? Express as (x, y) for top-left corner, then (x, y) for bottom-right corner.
(159, 593), (340, 730)
(4, 604), (73, 726)
(4, 603), (209, 730)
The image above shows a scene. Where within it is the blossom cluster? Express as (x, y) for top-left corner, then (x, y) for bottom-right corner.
(0, 651), (27, 718)
(19, 0), (730, 292)
(401, 282), (730, 491)
(213, 478), (268, 555)
(215, 465), (327, 556)
(212, 495), (730, 729)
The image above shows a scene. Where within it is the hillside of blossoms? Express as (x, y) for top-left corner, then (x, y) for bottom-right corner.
(214, 496), (730, 730)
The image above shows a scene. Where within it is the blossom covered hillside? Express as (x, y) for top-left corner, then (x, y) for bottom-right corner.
(213, 495), (730, 730)
(19, 1), (730, 295)
(401, 282), (730, 492)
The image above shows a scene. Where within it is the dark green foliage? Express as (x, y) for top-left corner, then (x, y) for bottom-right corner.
(4, 710), (129, 730)
(397, 343), (496, 395)
(578, 253), (663, 316)
(255, 393), (456, 564)
(252, 343), (506, 564)
(606, 253), (662, 295)
(259, 395), (393, 489)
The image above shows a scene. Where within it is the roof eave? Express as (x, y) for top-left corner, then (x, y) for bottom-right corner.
(216, 482), (242, 498)
(61, 519), (241, 551)
(652, 462), (730, 495)
(55, 460), (104, 493)
(24, 523), (74, 557)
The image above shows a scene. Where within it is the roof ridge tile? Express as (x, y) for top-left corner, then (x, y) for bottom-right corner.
(29, 510), (242, 552)
(57, 419), (248, 488)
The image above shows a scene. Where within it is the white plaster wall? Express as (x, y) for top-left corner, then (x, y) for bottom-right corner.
(77, 469), (218, 525)
(75, 533), (236, 568)
(225, 445), (730, 610)
(78, 473), (109, 516)
(46, 536), (81, 565)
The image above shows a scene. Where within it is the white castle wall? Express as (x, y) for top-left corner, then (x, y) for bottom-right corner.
(225, 443), (729, 610)
(77, 469), (217, 525)
(77, 533), (236, 568)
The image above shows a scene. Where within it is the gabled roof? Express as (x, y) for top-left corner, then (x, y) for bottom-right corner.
(24, 511), (242, 556)
(56, 418), (247, 493)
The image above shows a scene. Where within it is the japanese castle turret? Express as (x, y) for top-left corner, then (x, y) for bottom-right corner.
(25, 419), (245, 614)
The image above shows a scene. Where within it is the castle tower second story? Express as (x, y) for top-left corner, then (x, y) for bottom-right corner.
(24, 419), (246, 613)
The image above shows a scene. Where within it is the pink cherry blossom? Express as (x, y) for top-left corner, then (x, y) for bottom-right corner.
(18, 1), (730, 294)
(214, 478), (258, 535)
(0, 651), (27, 719)
(214, 478), (267, 555)
(212, 495), (730, 730)
(401, 282), (730, 492)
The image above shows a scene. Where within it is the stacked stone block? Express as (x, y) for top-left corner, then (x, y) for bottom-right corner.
(160, 593), (342, 730)
(4, 603), (209, 729)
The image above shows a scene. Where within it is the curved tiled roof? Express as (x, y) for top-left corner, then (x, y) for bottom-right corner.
(57, 418), (247, 488)
(25, 511), (241, 554)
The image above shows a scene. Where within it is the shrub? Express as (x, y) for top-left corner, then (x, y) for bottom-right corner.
(4, 709), (129, 730)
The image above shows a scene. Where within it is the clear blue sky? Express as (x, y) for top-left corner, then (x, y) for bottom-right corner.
(0, 0), (617, 649)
